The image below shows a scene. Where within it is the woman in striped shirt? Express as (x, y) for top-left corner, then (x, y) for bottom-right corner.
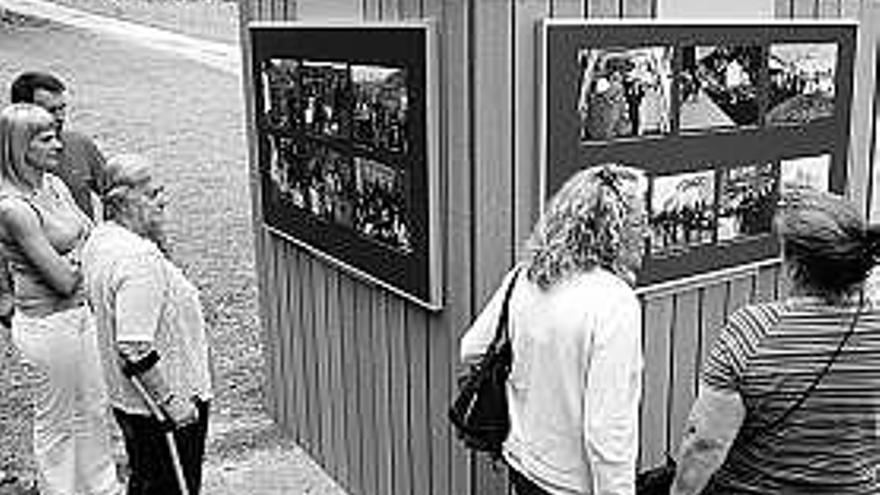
(672, 187), (880, 494)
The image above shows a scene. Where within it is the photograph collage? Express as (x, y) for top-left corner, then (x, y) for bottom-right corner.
(577, 41), (838, 141)
(576, 41), (839, 258)
(607, 152), (830, 258)
(259, 56), (414, 254)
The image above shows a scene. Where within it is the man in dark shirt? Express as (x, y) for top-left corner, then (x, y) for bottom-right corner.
(11, 71), (106, 219)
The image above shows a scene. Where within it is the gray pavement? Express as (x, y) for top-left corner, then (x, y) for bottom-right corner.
(0, 2), (347, 494)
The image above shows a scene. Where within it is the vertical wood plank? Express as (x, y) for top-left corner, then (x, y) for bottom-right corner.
(363, 0), (380, 19)
(816, 0), (840, 17)
(339, 274), (361, 493)
(408, 306), (432, 495)
(380, 0), (400, 18)
(774, 0), (793, 18)
(301, 257), (319, 453)
(727, 275), (754, 315)
(791, 0), (816, 17)
(640, 295), (674, 468)
(552, 0), (585, 17)
(514, 0), (550, 258)
(434, 0), (475, 492)
(847, 1), (879, 220)
(429, 311), (455, 495)
(474, 0), (515, 299)
(354, 284), (378, 495)
(388, 302), (412, 495)
(588, 0), (621, 17)
(312, 262), (331, 467)
(754, 264), (779, 303)
(262, 234), (280, 425)
(273, 246), (301, 442)
(623, 0), (655, 18)
(399, 0), (422, 17)
(298, 0), (363, 19)
(839, 0), (861, 18)
(325, 268), (347, 483)
(473, 0), (515, 492)
(697, 282), (729, 394)
(668, 290), (701, 456)
(270, 0), (285, 20)
(289, 249), (308, 443)
(373, 294), (393, 495)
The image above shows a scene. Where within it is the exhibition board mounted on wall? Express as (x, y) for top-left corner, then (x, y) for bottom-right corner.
(539, 18), (857, 292)
(249, 21), (443, 310)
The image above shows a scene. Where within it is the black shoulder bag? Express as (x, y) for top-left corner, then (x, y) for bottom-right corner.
(449, 267), (522, 458)
(637, 293), (864, 495)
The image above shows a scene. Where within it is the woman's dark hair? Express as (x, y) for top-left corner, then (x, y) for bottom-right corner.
(776, 187), (880, 301)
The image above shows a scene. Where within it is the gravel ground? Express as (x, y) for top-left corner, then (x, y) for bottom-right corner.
(0, 4), (346, 494)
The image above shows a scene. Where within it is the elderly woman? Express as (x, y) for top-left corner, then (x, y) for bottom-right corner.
(672, 187), (880, 494)
(81, 153), (213, 495)
(461, 164), (649, 495)
(0, 103), (120, 495)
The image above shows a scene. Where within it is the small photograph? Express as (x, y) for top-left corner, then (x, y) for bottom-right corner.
(351, 65), (409, 155)
(780, 154), (831, 192)
(679, 45), (761, 130)
(266, 134), (309, 208)
(260, 58), (302, 130)
(767, 43), (837, 125)
(717, 163), (777, 242)
(576, 46), (673, 141)
(649, 170), (716, 254)
(266, 136), (357, 226)
(353, 157), (412, 252)
(299, 60), (351, 138)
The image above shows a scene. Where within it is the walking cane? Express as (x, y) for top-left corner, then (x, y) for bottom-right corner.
(127, 375), (192, 495)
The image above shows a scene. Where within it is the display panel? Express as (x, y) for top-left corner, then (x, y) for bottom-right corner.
(250, 22), (442, 309)
(541, 20), (856, 289)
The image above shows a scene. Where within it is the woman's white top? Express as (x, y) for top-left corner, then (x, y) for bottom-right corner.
(461, 266), (643, 495)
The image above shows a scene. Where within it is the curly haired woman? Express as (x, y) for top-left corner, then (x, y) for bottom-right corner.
(461, 164), (649, 495)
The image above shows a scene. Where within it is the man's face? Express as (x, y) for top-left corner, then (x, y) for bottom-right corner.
(32, 88), (67, 131)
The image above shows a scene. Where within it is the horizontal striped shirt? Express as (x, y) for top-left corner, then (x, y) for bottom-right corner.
(702, 297), (880, 494)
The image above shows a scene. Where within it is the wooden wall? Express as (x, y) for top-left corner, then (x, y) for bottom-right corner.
(237, 0), (879, 494)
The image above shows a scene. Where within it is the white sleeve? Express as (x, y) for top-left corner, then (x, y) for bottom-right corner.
(585, 292), (643, 495)
(114, 254), (164, 344)
(459, 267), (520, 366)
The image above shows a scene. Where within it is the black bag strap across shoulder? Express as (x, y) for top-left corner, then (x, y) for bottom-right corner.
(489, 266), (523, 353)
(749, 291), (865, 439)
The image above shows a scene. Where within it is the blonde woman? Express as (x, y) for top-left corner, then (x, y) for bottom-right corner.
(461, 164), (649, 495)
(0, 103), (120, 495)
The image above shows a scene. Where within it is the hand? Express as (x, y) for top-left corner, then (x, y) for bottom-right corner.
(162, 394), (199, 428)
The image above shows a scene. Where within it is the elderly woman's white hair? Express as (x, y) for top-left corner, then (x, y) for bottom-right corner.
(100, 153), (154, 220)
(0, 103), (56, 189)
(526, 163), (648, 289)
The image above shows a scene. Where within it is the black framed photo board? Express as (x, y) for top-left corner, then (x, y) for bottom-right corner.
(540, 19), (856, 290)
(250, 22), (442, 310)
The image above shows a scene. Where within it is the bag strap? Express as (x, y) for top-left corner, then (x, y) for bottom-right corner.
(490, 266), (523, 351)
(749, 291), (864, 440)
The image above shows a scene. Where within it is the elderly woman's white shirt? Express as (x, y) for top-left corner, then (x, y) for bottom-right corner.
(81, 221), (213, 414)
(461, 266), (643, 495)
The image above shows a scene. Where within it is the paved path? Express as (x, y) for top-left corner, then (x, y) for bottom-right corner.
(0, 2), (347, 494)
